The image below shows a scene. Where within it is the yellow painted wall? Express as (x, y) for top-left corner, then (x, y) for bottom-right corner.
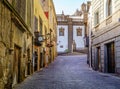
(34, 0), (48, 37)
(48, 0), (57, 60)
(33, 0), (49, 69)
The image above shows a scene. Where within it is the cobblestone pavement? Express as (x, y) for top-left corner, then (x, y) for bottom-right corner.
(58, 52), (85, 56)
(14, 55), (120, 89)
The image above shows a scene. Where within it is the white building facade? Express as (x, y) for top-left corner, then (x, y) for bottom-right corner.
(73, 25), (85, 49)
(57, 25), (68, 52)
(57, 11), (85, 53)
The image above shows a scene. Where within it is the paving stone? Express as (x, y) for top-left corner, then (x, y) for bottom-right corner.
(14, 55), (120, 89)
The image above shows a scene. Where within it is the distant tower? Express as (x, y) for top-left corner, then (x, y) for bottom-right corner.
(61, 10), (64, 20)
(81, 3), (86, 12)
(87, 1), (91, 12)
(62, 10), (64, 15)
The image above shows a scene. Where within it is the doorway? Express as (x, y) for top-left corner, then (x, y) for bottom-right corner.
(40, 53), (43, 68)
(27, 49), (31, 75)
(34, 51), (38, 71)
(106, 42), (115, 73)
(13, 45), (21, 85)
(96, 47), (101, 71)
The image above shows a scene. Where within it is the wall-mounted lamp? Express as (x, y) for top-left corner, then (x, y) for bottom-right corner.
(38, 33), (50, 42)
(34, 31), (51, 46)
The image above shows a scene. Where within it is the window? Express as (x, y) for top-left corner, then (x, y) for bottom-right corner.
(44, 25), (47, 43)
(34, 16), (38, 32)
(27, 0), (32, 27)
(7, 0), (12, 4)
(60, 45), (63, 48)
(106, 0), (112, 16)
(76, 27), (82, 36)
(14, 0), (26, 21)
(94, 11), (99, 26)
(39, 17), (43, 35)
(14, 0), (21, 13)
(59, 27), (64, 36)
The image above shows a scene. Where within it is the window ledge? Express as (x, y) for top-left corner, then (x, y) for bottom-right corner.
(94, 24), (100, 31)
(106, 15), (112, 25)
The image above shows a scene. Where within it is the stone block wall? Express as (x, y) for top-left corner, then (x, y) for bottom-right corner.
(115, 36), (120, 73)
(0, 1), (12, 88)
(92, 22), (120, 73)
(0, 1), (33, 88)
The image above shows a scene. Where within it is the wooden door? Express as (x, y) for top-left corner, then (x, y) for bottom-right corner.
(107, 42), (115, 73)
(13, 46), (21, 85)
(27, 49), (30, 75)
(97, 47), (101, 71)
(40, 53), (43, 68)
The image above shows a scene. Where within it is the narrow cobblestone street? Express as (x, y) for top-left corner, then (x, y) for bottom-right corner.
(14, 54), (120, 89)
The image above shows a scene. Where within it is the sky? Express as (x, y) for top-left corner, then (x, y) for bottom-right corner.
(53, 0), (87, 15)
